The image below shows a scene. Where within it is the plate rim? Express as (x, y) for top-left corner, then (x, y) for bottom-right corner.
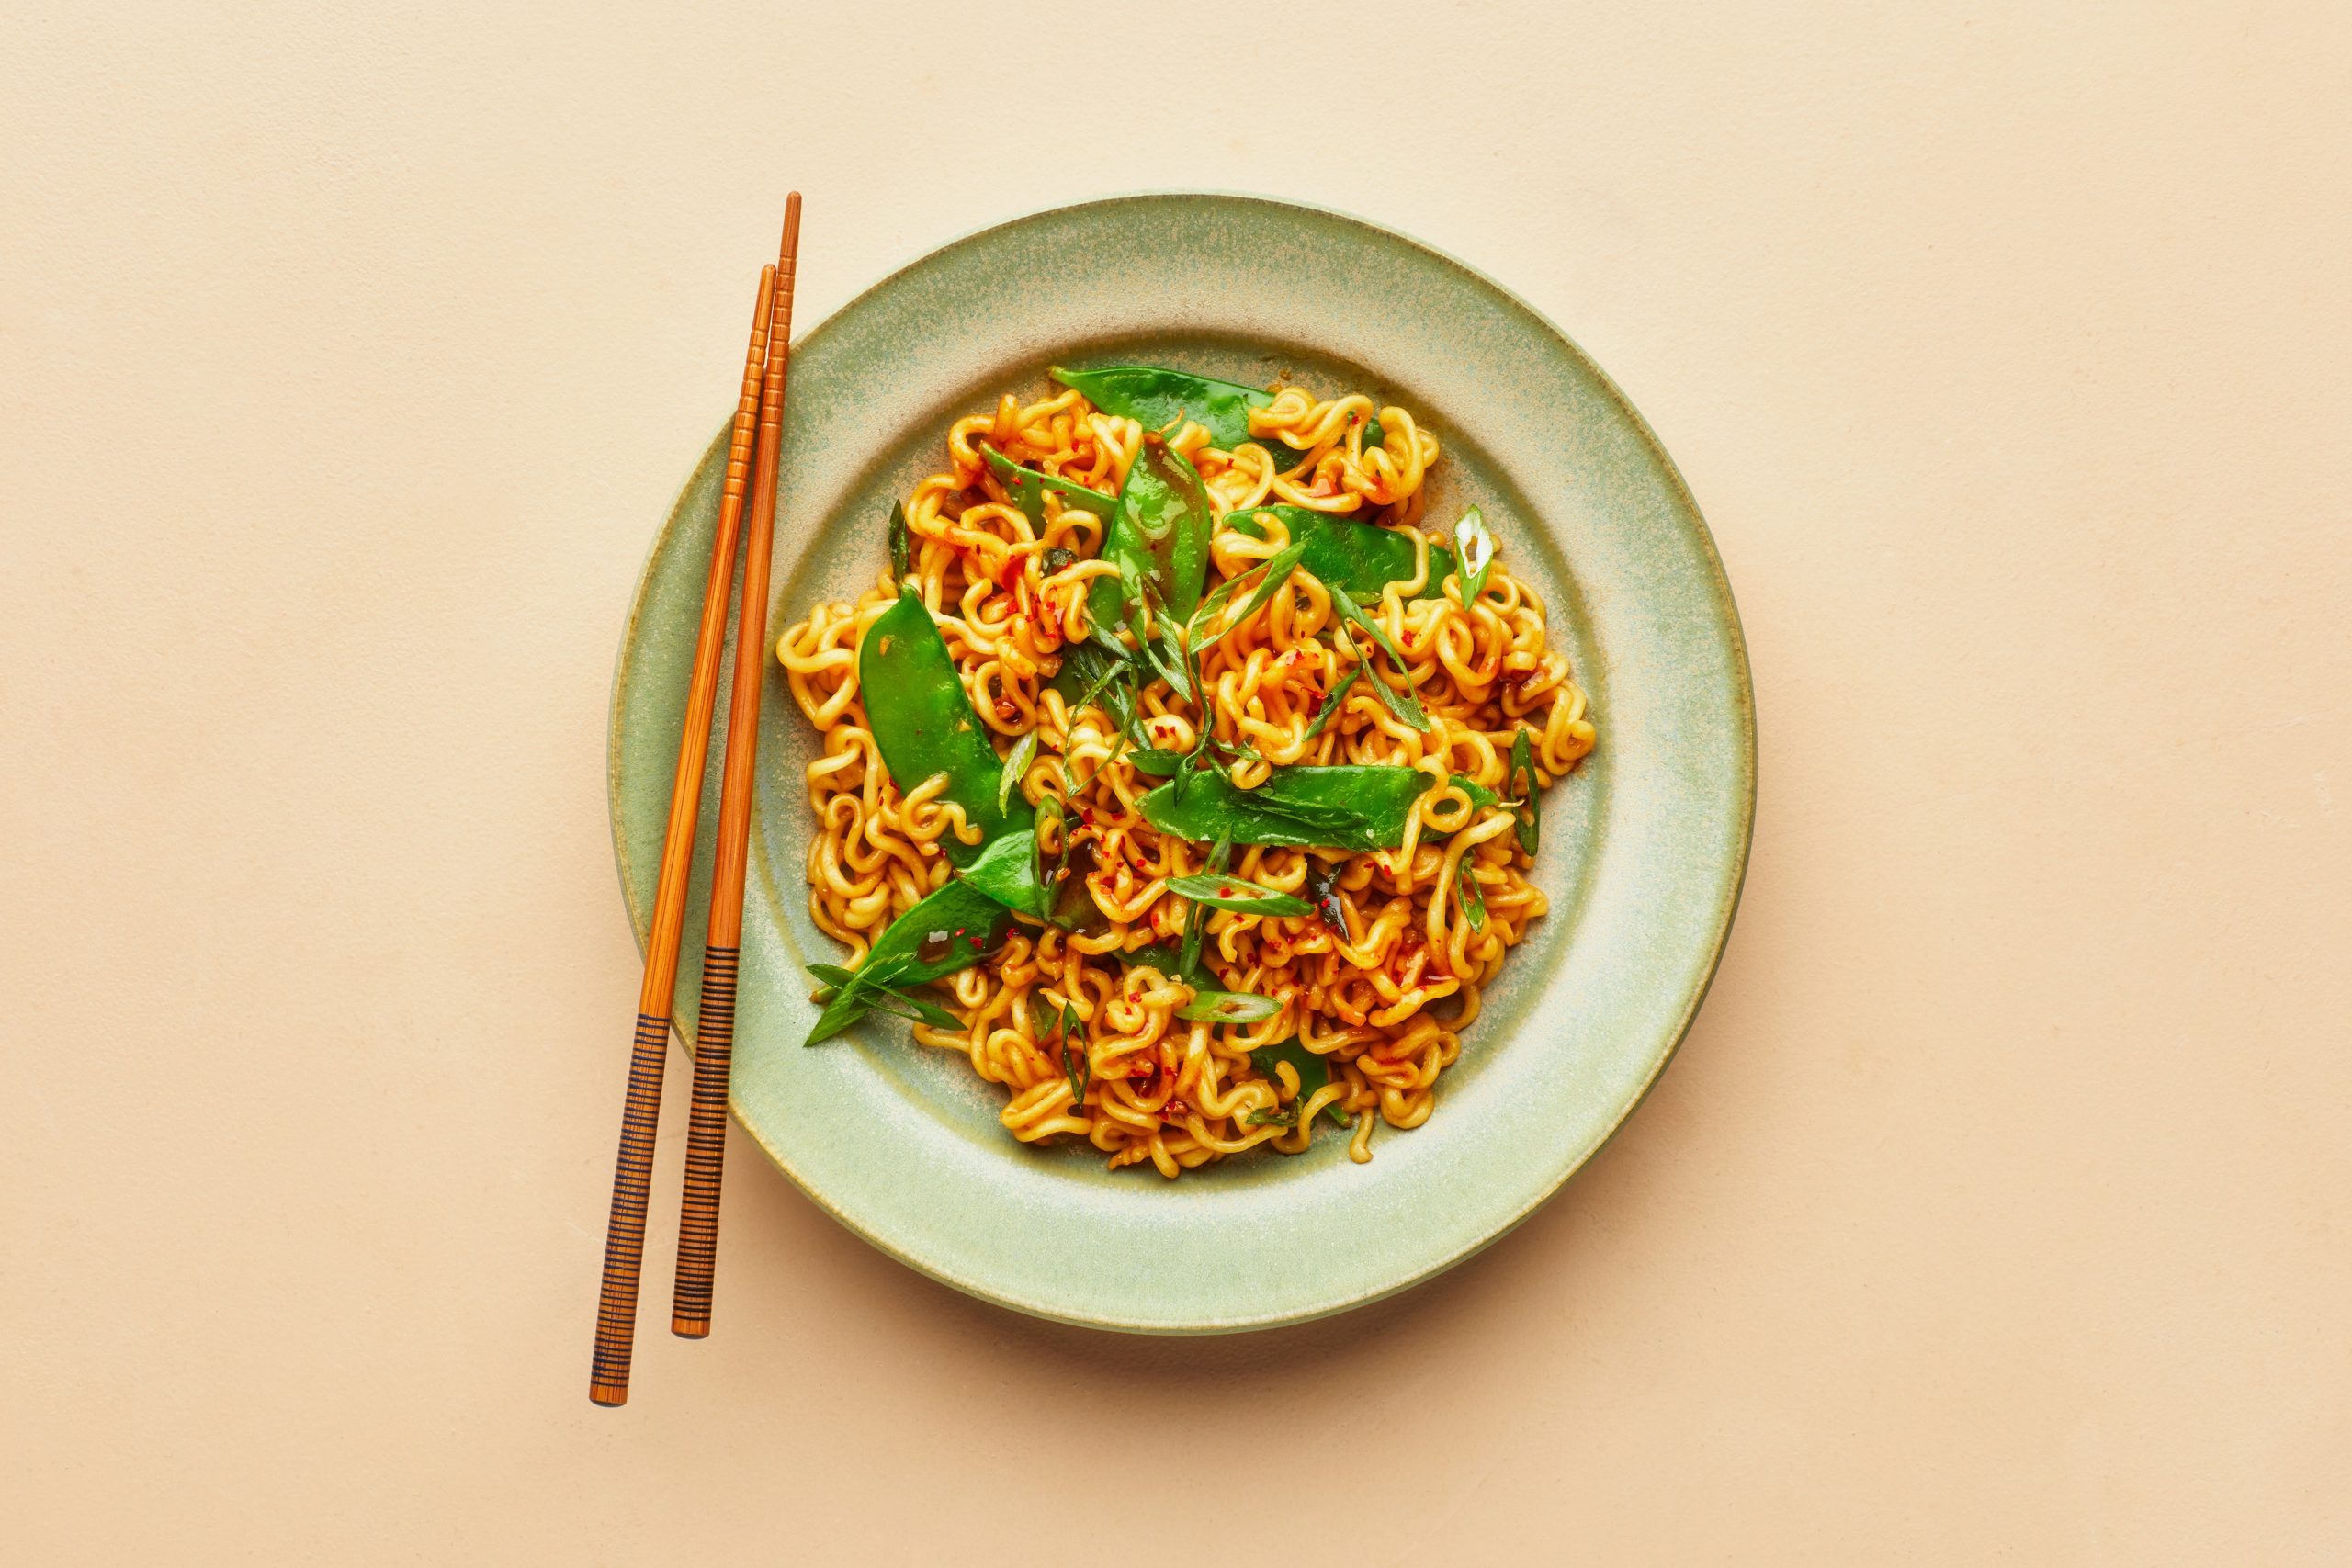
(607, 191), (1757, 1333)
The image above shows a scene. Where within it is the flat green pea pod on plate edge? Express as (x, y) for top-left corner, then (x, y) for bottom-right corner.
(1051, 364), (1384, 456)
(804, 879), (1014, 1044)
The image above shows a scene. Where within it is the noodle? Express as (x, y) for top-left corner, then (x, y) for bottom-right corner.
(775, 375), (1596, 1178)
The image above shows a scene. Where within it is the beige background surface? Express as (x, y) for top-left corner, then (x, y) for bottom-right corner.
(6, 4), (2347, 1562)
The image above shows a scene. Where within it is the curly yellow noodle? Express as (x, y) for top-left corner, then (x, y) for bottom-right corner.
(775, 374), (1596, 1177)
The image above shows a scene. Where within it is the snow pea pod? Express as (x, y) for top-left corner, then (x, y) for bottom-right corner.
(858, 586), (1034, 867)
(1086, 439), (1215, 627)
(1051, 364), (1383, 455)
(1138, 764), (1433, 852)
(958, 828), (1046, 919)
(1224, 505), (1456, 602)
(805, 878), (1013, 1044)
(982, 446), (1115, 528)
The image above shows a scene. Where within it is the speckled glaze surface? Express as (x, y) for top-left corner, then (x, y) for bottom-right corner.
(608, 194), (1754, 1333)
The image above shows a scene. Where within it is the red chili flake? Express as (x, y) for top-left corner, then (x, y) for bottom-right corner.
(1218, 886), (1236, 897)
(967, 932), (986, 950)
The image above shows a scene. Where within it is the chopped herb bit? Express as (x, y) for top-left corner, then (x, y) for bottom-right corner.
(1456, 855), (1487, 930)
(1453, 505), (1495, 604)
(1194, 537), (1312, 652)
(1054, 998), (1091, 1108)
(888, 502), (912, 580)
(1326, 582), (1410, 668)
(998, 730), (1039, 814)
(1301, 665), (1362, 741)
(1302, 861), (1348, 937)
(1178, 834), (1230, 979)
(1508, 729), (1541, 855)
(1178, 988), (1283, 1024)
(1165, 874), (1313, 917)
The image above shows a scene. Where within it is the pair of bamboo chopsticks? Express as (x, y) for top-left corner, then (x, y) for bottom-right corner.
(591, 195), (802, 1408)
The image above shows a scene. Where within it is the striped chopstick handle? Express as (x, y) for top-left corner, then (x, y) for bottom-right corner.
(585, 263), (778, 1410)
(588, 1010), (673, 1404)
(669, 944), (740, 1337)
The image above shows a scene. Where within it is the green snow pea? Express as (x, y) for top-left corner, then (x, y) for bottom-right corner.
(1051, 364), (1383, 457)
(1138, 764), (1434, 852)
(1224, 505), (1457, 602)
(1086, 439), (1216, 628)
(958, 828), (1046, 919)
(982, 446), (1116, 528)
(858, 586), (1034, 868)
(804, 878), (1014, 1044)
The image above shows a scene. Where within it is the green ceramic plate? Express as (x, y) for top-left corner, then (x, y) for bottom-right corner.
(609, 194), (1753, 1333)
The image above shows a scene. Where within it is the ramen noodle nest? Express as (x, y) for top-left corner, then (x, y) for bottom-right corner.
(775, 366), (1595, 1178)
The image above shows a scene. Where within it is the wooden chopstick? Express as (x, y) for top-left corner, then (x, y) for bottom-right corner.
(589, 258), (778, 1410)
(672, 193), (803, 1340)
